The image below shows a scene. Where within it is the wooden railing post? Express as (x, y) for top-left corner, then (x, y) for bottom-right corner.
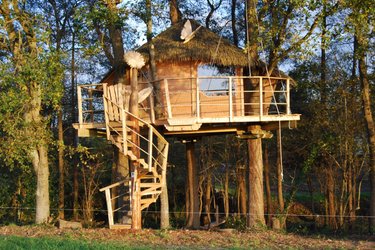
(161, 143), (169, 186)
(148, 126), (153, 172)
(259, 77), (263, 119)
(286, 78), (290, 115)
(164, 79), (172, 119)
(229, 77), (233, 122)
(122, 109), (127, 154)
(77, 85), (83, 125)
(102, 84), (111, 140)
(196, 78), (200, 119)
(88, 88), (94, 123)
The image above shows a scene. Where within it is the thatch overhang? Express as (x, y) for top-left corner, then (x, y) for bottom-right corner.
(137, 20), (249, 67)
(100, 19), (294, 82)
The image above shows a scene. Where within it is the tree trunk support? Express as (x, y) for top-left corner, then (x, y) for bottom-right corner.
(129, 67), (142, 230)
(247, 125), (266, 228)
(186, 140), (200, 229)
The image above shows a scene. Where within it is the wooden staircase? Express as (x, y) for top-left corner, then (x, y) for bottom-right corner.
(99, 83), (169, 229)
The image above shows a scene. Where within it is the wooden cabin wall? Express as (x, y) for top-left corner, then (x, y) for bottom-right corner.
(157, 61), (199, 119)
(139, 62), (246, 120)
(100, 64), (261, 122)
(235, 67), (244, 116)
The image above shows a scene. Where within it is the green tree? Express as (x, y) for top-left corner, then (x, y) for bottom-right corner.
(0, 0), (64, 223)
(344, 0), (375, 232)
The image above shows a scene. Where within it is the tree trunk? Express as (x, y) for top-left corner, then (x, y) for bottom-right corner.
(130, 68), (141, 229)
(358, 42), (375, 233)
(245, 2), (264, 228)
(348, 164), (355, 228)
(25, 85), (50, 224)
(231, 0), (238, 46)
(276, 129), (285, 228)
(186, 141), (200, 229)
(246, 0), (259, 68)
(32, 146), (50, 224)
(169, 0), (181, 25)
(238, 167), (247, 217)
(70, 28), (79, 221)
(224, 168), (230, 219)
(326, 166), (337, 229)
(114, 146), (130, 223)
(247, 125), (265, 227)
(160, 141), (170, 229)
(205, 171), (212, 223)
(264, 144), (272, 226)
(185, 166), (190, 224)
(307, 177), (316, 231)
(73, 160), (79, 220)
(58, 109), (64, 219)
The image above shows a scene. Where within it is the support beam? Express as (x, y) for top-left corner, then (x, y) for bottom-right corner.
(130, 67), (142, 230)
(247, 125), (266, 227)
(185, 141), (200, 229)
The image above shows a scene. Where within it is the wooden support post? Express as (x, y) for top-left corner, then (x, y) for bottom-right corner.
(247, 125), (266, 228)
(215, 205), (219, 225)
(77, 86), (83, 125)
(229, 77), (233, 122)
(148, 81), (155, 123)
(160, 142), (170, 229)
(103, 84), (110, 140)
(191, 78), (196, 117)
(164, 79), (172, 119)
(186, 141), (200, 229)
(196, 78), (200, 119)
(129, 67), (141, 230)
(259, 77), (263, 119)
(104, 189), (114, 229)
(88, 88), (94, 122)
(148, 126), (153, 172)
(122, 109), (127, 153)
(286, 78), (290, 115)
(131, 169), (141, 229)
(240, 77), (245, 116)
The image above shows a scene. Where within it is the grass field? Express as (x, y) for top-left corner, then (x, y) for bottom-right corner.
(0, 225), (374, 249)
(0, 235), (149, 250)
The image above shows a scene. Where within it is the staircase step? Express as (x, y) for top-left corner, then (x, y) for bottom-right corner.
(139, 175), (162, 180)
(139, 182), (162, 188)
(111, 134), (132, 141)
(138, 158), (149, 169)
(127, 150), (138, 161)
(102, 102), (169, 229)
(109, 121), (135, 128)
(141, 190), (162, 196)
(141, 198), (157, 205)
(140, 198), (157, 210)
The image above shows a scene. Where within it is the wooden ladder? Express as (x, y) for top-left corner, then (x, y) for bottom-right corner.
(99, 83), (169, 229)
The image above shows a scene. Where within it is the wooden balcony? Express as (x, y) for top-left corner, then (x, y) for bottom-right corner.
(73, 76), (300, 137)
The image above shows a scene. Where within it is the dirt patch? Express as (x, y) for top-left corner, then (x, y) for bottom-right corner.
(0, 225), (374, 249)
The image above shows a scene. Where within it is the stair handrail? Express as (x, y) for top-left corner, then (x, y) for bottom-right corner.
(123, 108), (168, 173)
(102, 83), (168, 175)
(99, 178), (130, 192)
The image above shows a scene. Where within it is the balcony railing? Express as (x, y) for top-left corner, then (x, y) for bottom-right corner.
(76, 76), (296, 127)
(141, 76), (292, 122)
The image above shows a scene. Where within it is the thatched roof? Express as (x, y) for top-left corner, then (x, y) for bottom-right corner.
(137, 20), (249, 67)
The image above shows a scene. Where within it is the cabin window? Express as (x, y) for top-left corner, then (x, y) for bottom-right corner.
(198, 65), (235, 96)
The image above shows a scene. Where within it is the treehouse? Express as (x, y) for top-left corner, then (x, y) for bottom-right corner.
(73, 20), (300, 229)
